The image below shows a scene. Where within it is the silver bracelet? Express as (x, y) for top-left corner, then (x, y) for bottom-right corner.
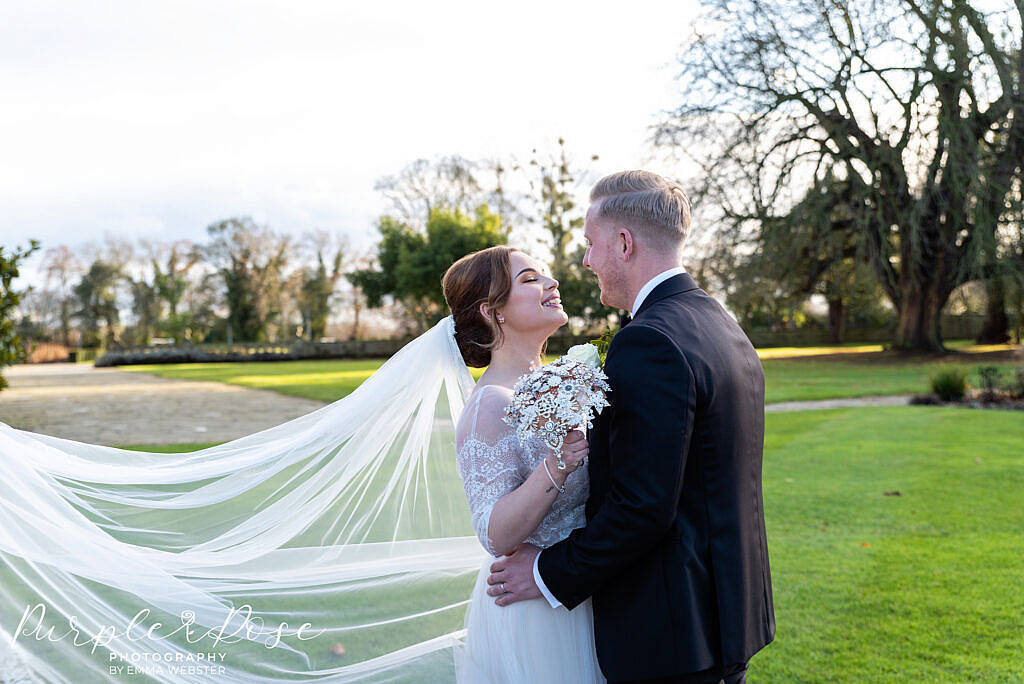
(543, 459), (566, 495)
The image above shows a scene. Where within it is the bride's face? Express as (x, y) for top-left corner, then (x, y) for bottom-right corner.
(493, 252), (568, 337)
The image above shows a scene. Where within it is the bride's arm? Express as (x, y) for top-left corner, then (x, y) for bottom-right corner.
(456, 385), (588, 558)
(485, 434), (586, 557)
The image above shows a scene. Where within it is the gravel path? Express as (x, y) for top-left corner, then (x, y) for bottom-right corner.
(0, 363), (329, 446)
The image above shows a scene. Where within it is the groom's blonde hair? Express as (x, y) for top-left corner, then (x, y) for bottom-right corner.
(590, 170), (691, 251)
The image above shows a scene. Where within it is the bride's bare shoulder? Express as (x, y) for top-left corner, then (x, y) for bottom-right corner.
(468, 383), (514, 402)
(458, 383), (515, 440)
(468, 383), (515, 412)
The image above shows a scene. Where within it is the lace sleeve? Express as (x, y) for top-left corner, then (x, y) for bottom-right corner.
(455, 385), (523, 556)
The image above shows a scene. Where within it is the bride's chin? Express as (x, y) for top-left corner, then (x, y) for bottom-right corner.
(527, 310), (568, 335)
(543, 306), (567, 320)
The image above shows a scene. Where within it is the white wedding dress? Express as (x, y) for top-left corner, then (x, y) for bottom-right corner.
(453, 384), (605, 684)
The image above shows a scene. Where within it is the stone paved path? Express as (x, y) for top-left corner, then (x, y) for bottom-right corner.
(0, 363), (329, 446)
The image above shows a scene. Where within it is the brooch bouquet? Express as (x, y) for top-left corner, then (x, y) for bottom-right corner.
(503, 343), (611, 470)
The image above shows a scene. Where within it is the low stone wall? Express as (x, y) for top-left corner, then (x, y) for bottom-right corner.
(553, 315), (997, 351)
(95, 339), (410, 366)
(92, 314), (1012, 366)
(745, 314), (1006, 348)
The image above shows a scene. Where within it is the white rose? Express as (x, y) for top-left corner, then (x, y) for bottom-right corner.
(565, 343), (601, 368)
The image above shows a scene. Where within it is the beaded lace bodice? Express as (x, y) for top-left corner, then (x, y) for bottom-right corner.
(455, 384), (589, 557)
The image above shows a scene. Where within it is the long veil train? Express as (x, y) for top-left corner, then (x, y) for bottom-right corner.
(0, 316), (489, 682)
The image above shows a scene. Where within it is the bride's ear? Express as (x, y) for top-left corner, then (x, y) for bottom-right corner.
(479, 302), (503, 324)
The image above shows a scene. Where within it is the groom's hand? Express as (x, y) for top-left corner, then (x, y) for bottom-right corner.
(486, 543), (541, 606)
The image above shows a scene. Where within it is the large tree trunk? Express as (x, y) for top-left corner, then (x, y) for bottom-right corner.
(1013, 281), (1024, 345)
(893, 279), (946, 353)
(350, 298), (361, 341)
(826, 297), (845, 344)
(59, 299), (71, 347)
(976, 275), (1010, 344)
(104, 316), (119, 350)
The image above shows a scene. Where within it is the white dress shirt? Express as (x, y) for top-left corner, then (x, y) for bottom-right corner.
(533, 266), (688, 609)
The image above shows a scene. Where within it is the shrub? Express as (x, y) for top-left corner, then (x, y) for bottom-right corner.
(1008, 367), (1024, 400)
(976, 365), (1002, 401)
(930, 367), (967, 402)
(1, 239), (41, 391)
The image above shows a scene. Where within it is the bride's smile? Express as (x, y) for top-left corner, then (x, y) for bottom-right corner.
(541, 294), (562, 309)
(498, 251), (569, 337)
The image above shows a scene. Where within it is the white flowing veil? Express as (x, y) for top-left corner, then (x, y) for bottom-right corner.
(0, 316), (491, 682)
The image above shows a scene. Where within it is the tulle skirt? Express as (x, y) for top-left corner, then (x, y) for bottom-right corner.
(455, 557), (606, 684)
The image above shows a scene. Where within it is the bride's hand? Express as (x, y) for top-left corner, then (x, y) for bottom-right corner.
(555, 430), (588, 472)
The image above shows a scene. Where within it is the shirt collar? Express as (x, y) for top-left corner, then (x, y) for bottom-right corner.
(631, 266), (688, 317)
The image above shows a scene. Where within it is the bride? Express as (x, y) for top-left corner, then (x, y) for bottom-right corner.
(442, 246), (604, 683)
(0, 245), (602, 683)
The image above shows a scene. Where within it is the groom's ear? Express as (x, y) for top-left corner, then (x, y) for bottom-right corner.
(618, 228), (635, 262)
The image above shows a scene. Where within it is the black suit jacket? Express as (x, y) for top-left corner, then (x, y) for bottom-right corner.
(537, 273), (775, 681)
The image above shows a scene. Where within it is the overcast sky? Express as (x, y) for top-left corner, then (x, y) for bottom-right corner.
(2, 0), (698, 284)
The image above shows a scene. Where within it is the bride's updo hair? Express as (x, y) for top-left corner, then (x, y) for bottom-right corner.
(442, 246), (518, 368)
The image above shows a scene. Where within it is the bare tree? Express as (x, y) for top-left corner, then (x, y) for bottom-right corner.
(526, 138), (611, 331)
(481, 156), (530, 236)
(343, 247), (375, 340)
(179, 270), (222, 343)
(41, 245), (83, 346)
(294, 229), (349, 341)
(656, 0), (1024, 351)
(141, 239), (202, 318)
(374, 155), (484, 226)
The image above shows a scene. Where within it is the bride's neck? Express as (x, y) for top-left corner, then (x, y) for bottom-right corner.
(485, 337), (545, 385)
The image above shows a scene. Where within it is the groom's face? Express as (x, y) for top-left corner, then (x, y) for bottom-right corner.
(582, 203), (628, 310)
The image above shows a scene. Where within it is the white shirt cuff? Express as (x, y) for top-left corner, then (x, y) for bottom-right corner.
(533, 550), (563, 609)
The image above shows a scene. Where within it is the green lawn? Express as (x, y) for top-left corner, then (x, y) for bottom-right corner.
(122, 341), (1021, 404)
(111, 406), (1023, 682)
(761, 355), (1020, 403)
(121, 358), (406, 403)
(752, 407), (1023, 682)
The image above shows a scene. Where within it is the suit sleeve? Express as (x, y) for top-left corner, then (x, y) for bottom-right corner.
(537, 324), (695, 610)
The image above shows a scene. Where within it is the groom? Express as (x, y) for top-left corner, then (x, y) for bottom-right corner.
(486, 170), (774, 683)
